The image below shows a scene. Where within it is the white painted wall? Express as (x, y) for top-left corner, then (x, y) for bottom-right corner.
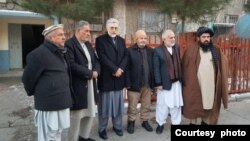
(0, 17), (53, 50)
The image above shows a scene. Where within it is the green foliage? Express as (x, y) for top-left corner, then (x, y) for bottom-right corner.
(20, 0), (113, 21)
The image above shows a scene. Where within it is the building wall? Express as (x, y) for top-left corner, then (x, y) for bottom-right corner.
(0, 17), (52, 71)
(113, 0), (126, 37)
(215, 0), (245, 23)
(125, 1), (158, 35)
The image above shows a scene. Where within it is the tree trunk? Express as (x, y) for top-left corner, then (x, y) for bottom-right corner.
(181, 16), (186, 33)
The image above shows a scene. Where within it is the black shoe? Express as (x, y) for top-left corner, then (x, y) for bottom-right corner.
(142, 121), (153, 132)
(113, 127), (123, 136)
(98, 130), (108, 140)
(201, 120), (209, 125)
(79, 136), (95, 141)
(156, 124), (164, 134)
(127, 120), (135, 134)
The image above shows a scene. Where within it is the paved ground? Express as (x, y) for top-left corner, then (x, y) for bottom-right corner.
(0, 76), (250, 141)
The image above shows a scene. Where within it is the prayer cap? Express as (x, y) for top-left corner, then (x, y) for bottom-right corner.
(42, 24), (64, 36)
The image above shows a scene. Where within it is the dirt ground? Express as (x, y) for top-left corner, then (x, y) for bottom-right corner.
(1, 77), (250, 141)
(0, 77), (36, 141)
(0, 77), (170, 141)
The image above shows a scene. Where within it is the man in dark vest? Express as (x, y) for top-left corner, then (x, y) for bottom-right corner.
(153, 29), (183, 134)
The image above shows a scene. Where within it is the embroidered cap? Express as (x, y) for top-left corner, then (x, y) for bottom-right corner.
(42, 24), (64, 36)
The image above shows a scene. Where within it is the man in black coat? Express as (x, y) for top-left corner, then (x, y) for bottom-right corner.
(95, 18), (128, 140)
(22, 24), (72, 141)
(125, 30), (154, 134)
(65, 21), (100, 141)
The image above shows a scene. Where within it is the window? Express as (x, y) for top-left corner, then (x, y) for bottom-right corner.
(89, 11), (111, 31)
(224, 15), (238, 24)
(138, 10), (166, 33)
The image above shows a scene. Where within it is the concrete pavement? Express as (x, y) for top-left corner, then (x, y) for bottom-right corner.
(0, 73), (250, 141)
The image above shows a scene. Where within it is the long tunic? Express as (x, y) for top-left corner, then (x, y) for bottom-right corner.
(72, 43), (96, 118)
(197, 49), (215, 109)
(182, 43), (228, 124)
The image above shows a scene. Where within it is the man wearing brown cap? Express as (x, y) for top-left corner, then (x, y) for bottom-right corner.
(182, 26), (228, 125)
(22, 24), (72, 141)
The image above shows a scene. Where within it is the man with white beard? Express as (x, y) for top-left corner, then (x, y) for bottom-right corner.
(153, 29), (183, 134)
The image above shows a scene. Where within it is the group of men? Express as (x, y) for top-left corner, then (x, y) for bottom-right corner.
(22, 18), (228, 141)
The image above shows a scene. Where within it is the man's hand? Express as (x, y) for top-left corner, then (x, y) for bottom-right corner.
(92, 71), (98, 79)
(155, 85), (163, 90)
(113, 68), (124, 77)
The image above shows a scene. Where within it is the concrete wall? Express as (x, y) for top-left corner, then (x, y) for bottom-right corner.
(113, 0), (126, 37)
(215, 0), (245, 23)
(125, 1), (157, 35)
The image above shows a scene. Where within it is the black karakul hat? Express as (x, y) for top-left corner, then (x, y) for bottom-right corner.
(196, 26), (214, 37)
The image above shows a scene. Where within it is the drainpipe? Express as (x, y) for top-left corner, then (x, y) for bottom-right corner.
(52, 15), (59, 24)
(229, 93), (250, 102)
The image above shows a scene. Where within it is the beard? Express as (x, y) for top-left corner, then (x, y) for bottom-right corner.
(199, 40), (213, 52)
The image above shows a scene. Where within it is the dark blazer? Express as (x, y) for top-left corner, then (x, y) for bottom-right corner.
(22, 41), (72, 111)
(125, 44), (154, 92)
(65, 35), (100, 110)
(95, 33), (128, 92)
(153, 44), (181, 90)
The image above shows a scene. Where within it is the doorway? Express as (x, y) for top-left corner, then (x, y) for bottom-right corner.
(22, 24), (44, 67)
(8, 24), (44, 69)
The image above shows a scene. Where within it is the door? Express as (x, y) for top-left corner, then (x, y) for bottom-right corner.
(9, 24), (22, 69)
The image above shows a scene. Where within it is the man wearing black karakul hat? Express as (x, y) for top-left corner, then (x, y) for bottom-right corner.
(181, 26), (228, 125)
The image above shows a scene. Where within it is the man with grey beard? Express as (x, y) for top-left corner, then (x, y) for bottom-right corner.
(95, 18), (128, 140)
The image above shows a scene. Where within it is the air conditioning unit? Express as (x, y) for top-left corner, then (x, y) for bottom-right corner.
(0, 0), (7, 3)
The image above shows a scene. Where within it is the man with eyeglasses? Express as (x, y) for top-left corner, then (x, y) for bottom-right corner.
(182, 26), (228, 125)
(95, 18), (128, 140)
